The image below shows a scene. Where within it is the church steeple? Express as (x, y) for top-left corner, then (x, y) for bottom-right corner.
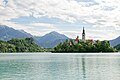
(82, 27), (85, 41)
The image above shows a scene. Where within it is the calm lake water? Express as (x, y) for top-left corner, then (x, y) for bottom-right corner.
(0, 53), (120, 80)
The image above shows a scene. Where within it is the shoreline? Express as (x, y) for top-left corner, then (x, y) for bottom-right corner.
(0, 52), (119, 55)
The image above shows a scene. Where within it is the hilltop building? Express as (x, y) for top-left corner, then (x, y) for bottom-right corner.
(67, 27), (95, 46)
(67, 27), (97, 46)
(74, 27), (86, 43)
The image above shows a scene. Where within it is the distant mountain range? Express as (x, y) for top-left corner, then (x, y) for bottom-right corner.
(0, 25), (32, 41)
(109, 36), (120, 47)
(0, 25), (120, 48)
(0, 25), (69, 48)
(34, 31), (69, 48)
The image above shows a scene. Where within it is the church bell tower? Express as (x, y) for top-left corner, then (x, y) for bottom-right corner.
(82, 27), (85, 41)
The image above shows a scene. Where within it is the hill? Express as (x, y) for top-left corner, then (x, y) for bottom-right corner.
(0, 38), (44, 53)
(54, 40), (117, 53)
(110, 36), (120, 47)
(0, 25), (32, 41)
(34, 31), (69, 48)
(0, 25), (70, 48)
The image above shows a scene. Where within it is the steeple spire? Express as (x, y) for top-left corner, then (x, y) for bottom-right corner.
(83, 27), (85, 34)
(82, 27), (85, 41)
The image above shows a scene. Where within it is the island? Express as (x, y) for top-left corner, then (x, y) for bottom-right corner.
(0, 27), (118, 53)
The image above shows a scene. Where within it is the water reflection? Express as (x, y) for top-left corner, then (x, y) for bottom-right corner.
(0, 54), (120, 80)
(82, 57), (86, 80)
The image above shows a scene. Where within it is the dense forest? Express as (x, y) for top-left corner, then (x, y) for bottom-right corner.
(54, 40), (117, 53)
(0, 38), (46, 53)
(0, 38), (118, 53)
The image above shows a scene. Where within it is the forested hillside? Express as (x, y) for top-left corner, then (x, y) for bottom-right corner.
(54, 40), (117, 53)
(0, 38), (45, 53)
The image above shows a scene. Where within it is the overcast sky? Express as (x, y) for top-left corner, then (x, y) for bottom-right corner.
(0, 0), (120, 40)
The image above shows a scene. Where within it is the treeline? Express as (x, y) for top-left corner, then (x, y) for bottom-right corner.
(0, 38), (46, 53)
(0, 38), (118, 53)
(54, 40), (117, 53)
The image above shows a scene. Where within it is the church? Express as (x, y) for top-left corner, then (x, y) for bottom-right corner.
(82, 27), (85, 41)
(75, 27), (86, 43)
(69, 27), (94, 46)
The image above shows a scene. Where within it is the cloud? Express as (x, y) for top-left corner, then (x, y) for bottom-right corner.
(29, 23), (56, 29)
(0, 0), (120, 40)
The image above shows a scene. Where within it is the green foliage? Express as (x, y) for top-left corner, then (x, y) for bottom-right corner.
(54, 40), (117, 53)
(0, 38), (45, 53)
(0, 40), (16, 53)
(0, 38), (118, 53)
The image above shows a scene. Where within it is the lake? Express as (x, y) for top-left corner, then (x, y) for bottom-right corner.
(0, 53), (120, 80)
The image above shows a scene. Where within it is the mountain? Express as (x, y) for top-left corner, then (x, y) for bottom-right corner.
(114, 44), (120, 51)
(0, 25), (32, 41)
(35, 31), (69, 48)
(0, 25), (69, 48)
(110, 36), (120, 47)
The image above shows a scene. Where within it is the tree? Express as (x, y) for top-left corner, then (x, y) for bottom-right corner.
(53, 40), (117, 53)
(0, 41), (16, 53)
(0, 38), (45, 53)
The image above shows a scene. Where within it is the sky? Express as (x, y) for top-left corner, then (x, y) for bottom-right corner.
(0, 0), (120, 40)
